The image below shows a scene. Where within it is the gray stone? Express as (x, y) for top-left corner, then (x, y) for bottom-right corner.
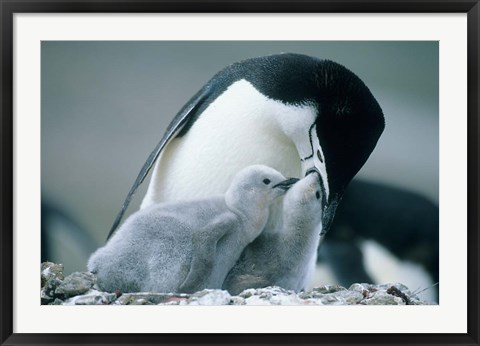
(41, 262), (64, 287)
(319, 293), (343, 305)
(298, 286), (362, 305)
(159, 296), (193, 305)
(349, 283), (369, 293)
(243, 295), (274, 305)
(116, 292), (189, 305)
(230, 296), (246, 305)
(378, 282), (410, 292)
(40, 291), (53, 305)
(312, 285), (346, 294)
(349, 283), (381, 300)
(362, 291), (406, 305)
(41, 278), (63, 304)
(127, 298), (153, 305)
(299, 290), (317, 299)
(185, 289), (232, 305)
(52, 298), (64, 305)
(158, 296), (190, 305)
(62, 289), (116, 305)
(252, 286), (292, 300)
(238, 288), (256, 299)
(333, 290), (364, 305)
(240, 286), (303, 305)
(55, 272), (96, 298)
(268, 293), (304, 305)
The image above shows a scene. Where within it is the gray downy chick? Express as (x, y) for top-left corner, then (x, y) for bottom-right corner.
(223, 172), (324, 295)
(87, 165), (296, 293)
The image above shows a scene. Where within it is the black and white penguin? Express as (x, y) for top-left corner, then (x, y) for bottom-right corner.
(107, 53), (385, 241)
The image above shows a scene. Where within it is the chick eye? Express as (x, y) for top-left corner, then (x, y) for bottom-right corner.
(317, 150), (323, 163)
(315, 191), (320, 199)
(263, 179), (271, 185)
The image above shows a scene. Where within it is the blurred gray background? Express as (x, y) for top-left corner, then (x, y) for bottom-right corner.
(41, 41), (438, 274)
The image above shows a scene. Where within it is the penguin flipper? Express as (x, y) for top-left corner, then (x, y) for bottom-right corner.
(178, 241), (216, 293)
(179, 217), (233, 293)
(106, 86), (211, 241)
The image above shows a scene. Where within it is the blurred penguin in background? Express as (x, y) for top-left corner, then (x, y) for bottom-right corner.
(314, 179), (439, 302)
(41, 200), (97, 274)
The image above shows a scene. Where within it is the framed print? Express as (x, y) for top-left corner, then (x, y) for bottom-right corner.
(1, 1), (479, 345)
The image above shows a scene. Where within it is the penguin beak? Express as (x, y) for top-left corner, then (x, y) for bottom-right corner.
(305, 167), (320, 177)
(272, 178), (300, 191)
(321, 195), (341, 235)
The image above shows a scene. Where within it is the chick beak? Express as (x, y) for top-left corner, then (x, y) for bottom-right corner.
(272, 178), (300, 191)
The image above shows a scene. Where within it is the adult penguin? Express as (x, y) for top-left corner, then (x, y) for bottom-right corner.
(107, 53), (385, 240)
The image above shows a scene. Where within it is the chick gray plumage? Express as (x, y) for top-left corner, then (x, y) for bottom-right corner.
(88, 165), (295, 293)
(223, 172), (324, 295)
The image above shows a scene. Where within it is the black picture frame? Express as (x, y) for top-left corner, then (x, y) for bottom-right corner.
(1, 1), (479, 345)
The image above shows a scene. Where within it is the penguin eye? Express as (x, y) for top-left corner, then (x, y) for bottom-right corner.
(263, 179), (271, 185)
(317, 150), (323, 163)
(315, 191), (320, 199)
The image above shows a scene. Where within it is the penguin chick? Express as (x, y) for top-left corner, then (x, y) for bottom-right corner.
(88, 165), (296, 293)
(223, 172), (324, 295)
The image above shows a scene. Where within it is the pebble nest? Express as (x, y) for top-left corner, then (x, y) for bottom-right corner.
(41, 262), (433, 306)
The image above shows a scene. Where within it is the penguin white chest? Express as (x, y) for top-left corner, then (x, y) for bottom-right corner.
(142, 79), (317, 206)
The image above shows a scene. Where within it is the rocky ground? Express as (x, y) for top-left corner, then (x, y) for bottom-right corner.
(41, 262), (433, 306)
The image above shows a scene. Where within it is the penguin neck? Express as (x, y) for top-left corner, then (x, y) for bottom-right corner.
(281, 211), (322, 254)
(224, 190), (270, 241)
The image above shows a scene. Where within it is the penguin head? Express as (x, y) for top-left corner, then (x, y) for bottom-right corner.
(283, 171), (324, 228)
(225, 165), (297, 212)
(309, 58), (385, 232)
(227, 53), (385, 233)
